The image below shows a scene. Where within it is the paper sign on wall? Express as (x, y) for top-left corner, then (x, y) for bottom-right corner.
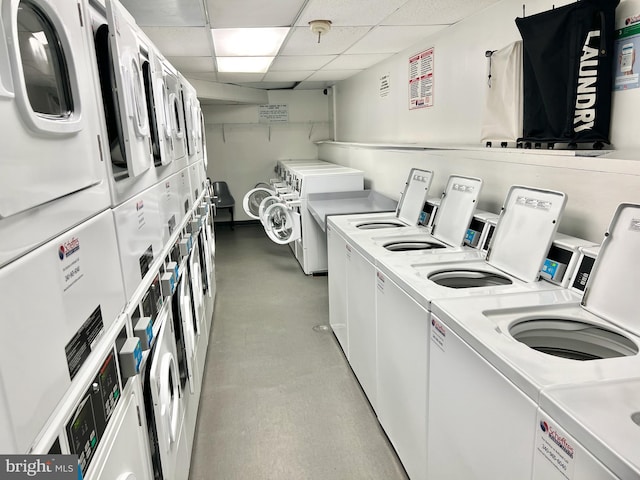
(380, 73), (390, 97)
(614, 23), (640, 90)
(259, 104), (289, 123)
(409, 48), (434, 109)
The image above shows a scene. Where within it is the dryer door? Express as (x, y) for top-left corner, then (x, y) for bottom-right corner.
(106, 0), (151, 177)
(164, 67), (187, 163)
(178, 270), (197, 394)
(242, 187), (275, 219)
(263, 203), (301, 245)
(188, 236), (205, 336)
(0, 0), (105, 218)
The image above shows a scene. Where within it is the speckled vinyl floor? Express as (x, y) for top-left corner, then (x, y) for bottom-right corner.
(188, 223), (408, 480)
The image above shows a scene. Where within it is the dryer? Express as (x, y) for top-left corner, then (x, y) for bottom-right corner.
(143, 301), (190, 480)
(0, 210), (125, 454)
(426, 203), (640, 480)
(0, 0), (111, 266)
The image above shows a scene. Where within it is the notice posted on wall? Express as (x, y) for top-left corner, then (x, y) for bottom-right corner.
(259, 104), (289, 123)
(409, 48), (434, 109)
(614, 22), (640, 90)
(379, 73), (390, 97)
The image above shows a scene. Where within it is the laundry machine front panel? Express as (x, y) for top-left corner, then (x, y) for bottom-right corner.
(427, 313), (537, 479)
(112, 185), (164, 302)
(0, 0), (108, 219)
(327, 223), (349, 357)
(156, 173), (183, 250)
(163, 62), (187, 165)
(0, 210), (125, 453)
(83, 376), (154, 480)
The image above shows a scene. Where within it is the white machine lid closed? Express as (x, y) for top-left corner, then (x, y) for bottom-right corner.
(582, 203), (640, 336)
(431, 175), (483, 247)
(396, 168), (434, 225)
(486, 185), (567, 282)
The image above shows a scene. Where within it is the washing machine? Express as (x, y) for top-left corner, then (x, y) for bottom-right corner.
(327, 168), (433, 237)
(180, 73), (200, 164)
(337, 175), (483, 418)
(112, 183), (164, 303)
(142, 300), (190, 480)
(536, 378), (640, 479)
(0, 0), (112, 266)
(162, 59), (188, 165)
(186, 217), (209, 372)
(0, 210), (125, 454)
(371, 185), (567, 480)
(426, 203), (640, 480)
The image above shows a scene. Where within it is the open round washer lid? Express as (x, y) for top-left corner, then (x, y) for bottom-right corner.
(258, 195), (282, 224)
(427, 268), (513, 288)
(509, 317), (638, 360)
(356, 220), (406, 230)
(263, 203), (301, 244)
(384, 240), (447, 252)
(242, 187), (275, 219)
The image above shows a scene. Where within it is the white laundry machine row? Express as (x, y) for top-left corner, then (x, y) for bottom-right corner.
(0, 0), (113, 267)
(426, 203), (640, 480)
(0, 210), (126, 455)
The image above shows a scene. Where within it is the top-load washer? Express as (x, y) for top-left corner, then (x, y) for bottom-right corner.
(536, 378), (640, 479)
(426, 202), (640, 480)
(370, 185), (566, 480)
(0, 0), (111, 266)
(329, 168), (434, 236)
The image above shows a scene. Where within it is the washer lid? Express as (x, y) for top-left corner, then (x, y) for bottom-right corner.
(485, 186), (567, 282)
(432, 175), (483, 247)
(582, 203), (640, 335)
(396, 168), (434, 225)
(242, 187), (274, 219)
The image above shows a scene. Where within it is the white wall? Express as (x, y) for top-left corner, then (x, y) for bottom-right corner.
(334, 0), (640, 148)
(204, 90), (330, 222)
(321, 0), (640, 243)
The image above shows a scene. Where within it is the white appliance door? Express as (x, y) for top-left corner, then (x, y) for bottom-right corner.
(179, 270), (197, 394)
(263, 203), (301, 245)
(150, 48), (171, 166)
(0, 0), (104, 218)
(243, 187), (275, 219)
(188, 237), (205, 336)
(164, 68), (187, 162)
(106, 0), (151, 177)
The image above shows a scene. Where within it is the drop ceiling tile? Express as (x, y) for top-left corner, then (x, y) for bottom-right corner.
(142, 27), (213, 57)
(382, 0), (501, 25)
(216, 72), (266, 83)
(306, 69), (361, 81)
(263, 71), (315, 82)
(185, 72), (219, 82)
(120, 0), (207, 26)
(296, 0), (409, 27)
(280, 26), (371, 56)
(270, 55), (337, 71)
(323, 53), (392, 70)
(345, 25), (446, 54)
(166, 56), (216, 73)
(207, 0), (307, 27)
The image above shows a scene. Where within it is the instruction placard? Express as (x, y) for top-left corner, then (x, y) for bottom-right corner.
(259, 104), (289, 123)
(614, 23), (640, 90)
(379, 73), (390, 97)
(409, 48), (434, 109)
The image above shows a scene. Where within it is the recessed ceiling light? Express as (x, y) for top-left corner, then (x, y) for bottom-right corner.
(212, 28), (290, 57)
(217, 57), (275, 73)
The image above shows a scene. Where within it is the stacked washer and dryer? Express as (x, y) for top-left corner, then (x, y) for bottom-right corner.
(327, 165), (640, 479)
(0, 1), (216, 479)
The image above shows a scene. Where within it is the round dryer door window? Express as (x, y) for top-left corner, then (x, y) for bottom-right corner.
(263, 203), (301, 245)
(242, 187), (275, 219)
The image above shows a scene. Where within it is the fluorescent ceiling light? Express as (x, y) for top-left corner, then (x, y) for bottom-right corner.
(217, 57), (275, 73)
(212, 27), (290, 57)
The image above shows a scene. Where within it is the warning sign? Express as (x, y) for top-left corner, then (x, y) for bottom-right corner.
(409, 48), (434, 109)
(259, 104), (289, 123)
